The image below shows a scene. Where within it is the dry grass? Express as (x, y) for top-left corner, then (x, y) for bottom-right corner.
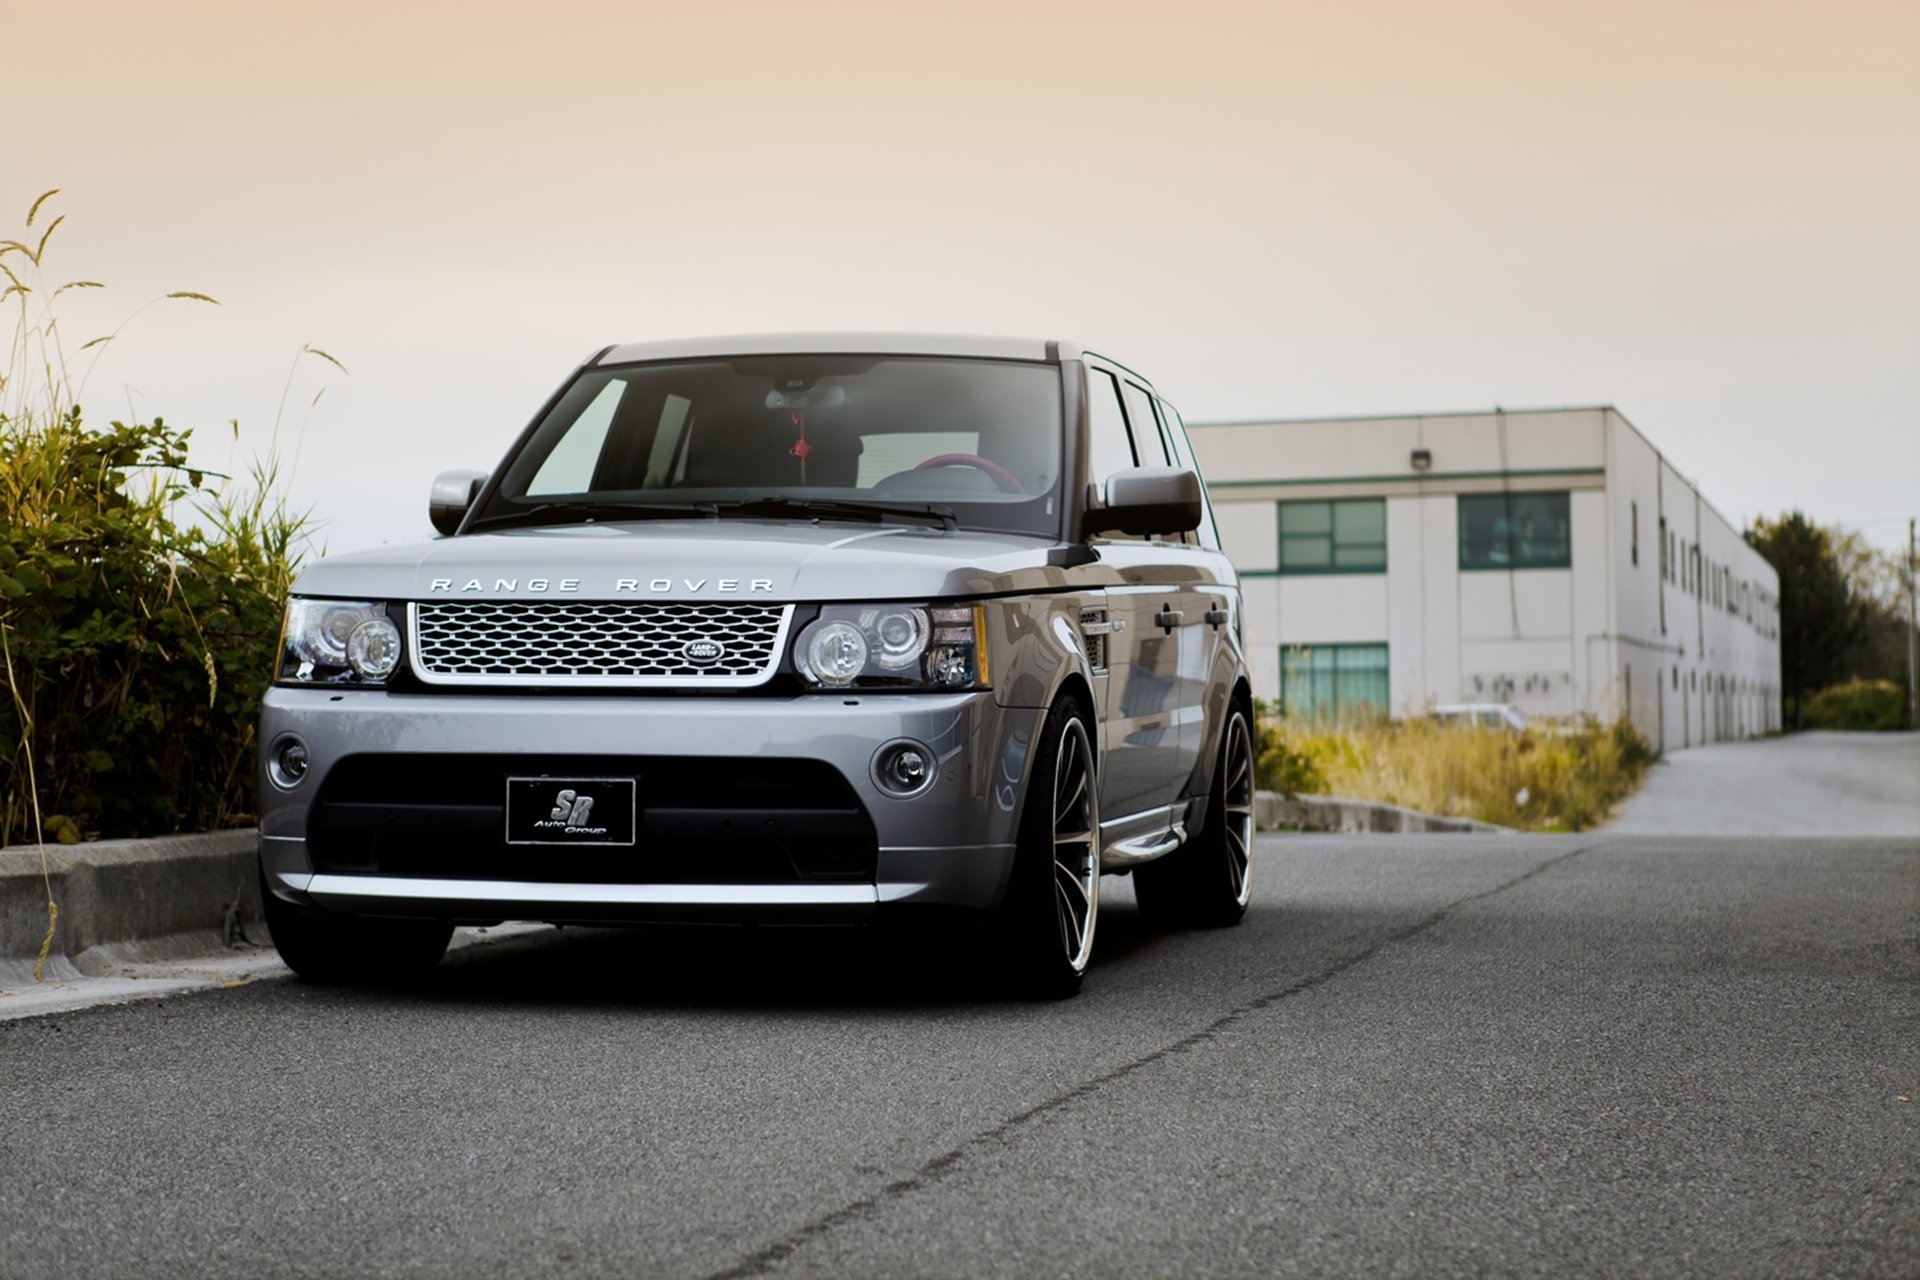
(1257, 713), (1654, 832)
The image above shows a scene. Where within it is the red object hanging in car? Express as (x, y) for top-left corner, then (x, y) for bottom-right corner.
(788, 410), (812, 482)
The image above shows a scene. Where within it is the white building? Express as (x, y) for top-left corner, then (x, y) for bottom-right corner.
(1189, 407), (1781, 751)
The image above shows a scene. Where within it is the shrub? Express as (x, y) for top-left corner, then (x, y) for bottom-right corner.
(1252, 702), (1327, 796)
(1803, 678), (1909, 732)
(1, 192), (309, 846)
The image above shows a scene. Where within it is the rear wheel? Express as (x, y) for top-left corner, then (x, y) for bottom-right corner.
(262, 871), (454, 984)
(994, 697), (1100, 999)
(1134, 701), (1255, 927)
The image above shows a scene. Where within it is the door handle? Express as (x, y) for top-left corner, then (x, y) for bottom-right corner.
(1155, 607), (1183, 634)
(1204, 607), (1230, 630)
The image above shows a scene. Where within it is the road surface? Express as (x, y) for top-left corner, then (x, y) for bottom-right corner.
(2, 830), (1914, 1278)
(1610, 731), (1920, 836)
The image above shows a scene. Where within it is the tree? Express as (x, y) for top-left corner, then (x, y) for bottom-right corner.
(1831, 528), (1913, 696)
(1746, 512), (1862, 729)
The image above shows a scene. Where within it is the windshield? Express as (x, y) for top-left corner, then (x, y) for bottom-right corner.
(476, 356), (1064, 536)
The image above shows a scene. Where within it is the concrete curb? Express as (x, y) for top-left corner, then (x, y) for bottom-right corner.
(1256, 791), (1508, 834)
(0, 829), (260, 981)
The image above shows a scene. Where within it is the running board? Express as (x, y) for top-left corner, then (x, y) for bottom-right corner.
(1101, 823), (1187, 867)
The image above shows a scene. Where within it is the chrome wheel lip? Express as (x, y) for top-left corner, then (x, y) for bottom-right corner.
(1222, 711), (1255, 909)
(1052, 717), (1099, 974)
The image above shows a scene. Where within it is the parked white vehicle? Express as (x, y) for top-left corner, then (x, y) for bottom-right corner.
(1432, 703), (1531, 731)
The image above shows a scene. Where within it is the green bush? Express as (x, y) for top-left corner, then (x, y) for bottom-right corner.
(1252, 701), (1327, 796)
(2, 191), (308, 846)
(0, 412), (303, 845)
(1803, 678), (1909, 732)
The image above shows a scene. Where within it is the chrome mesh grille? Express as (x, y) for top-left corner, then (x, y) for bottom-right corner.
(409, 601), (793, 686)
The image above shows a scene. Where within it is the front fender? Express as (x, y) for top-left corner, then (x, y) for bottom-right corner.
(987, 593), (1101, 712)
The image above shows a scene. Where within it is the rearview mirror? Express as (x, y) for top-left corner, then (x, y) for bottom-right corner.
(429, 469), (489, 535)
(1089, 467), (1204, 537)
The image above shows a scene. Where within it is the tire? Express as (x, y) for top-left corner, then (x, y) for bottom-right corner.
(261, 870), (454, 984)
(992, 696), (1101, 999)
(1134, 699), (1255, 928)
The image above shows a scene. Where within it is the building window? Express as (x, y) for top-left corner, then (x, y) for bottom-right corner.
(1280, 643), (1389, 720)
(1458, 492), (1571, 570)
(1277, 499), (1386, 574)
(1631, 501), (1639, 566)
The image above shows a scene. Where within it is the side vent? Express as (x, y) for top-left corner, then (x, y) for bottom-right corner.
(1079, 608), (1111, 673)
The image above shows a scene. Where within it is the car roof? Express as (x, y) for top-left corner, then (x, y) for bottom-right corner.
(594, 333), (1084, 366)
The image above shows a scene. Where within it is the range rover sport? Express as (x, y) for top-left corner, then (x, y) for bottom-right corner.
(259, 334), (1254, 997)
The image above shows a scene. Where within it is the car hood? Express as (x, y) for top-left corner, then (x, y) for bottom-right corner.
(291, 520), (1077, 602)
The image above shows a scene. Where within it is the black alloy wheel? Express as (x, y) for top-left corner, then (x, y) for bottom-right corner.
(1134, 700), (1255, 928)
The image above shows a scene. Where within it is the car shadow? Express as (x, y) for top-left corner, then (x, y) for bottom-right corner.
(354, 884), (1174, 1014)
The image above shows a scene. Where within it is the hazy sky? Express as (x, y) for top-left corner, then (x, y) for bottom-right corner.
(8, 0), (1918, 554)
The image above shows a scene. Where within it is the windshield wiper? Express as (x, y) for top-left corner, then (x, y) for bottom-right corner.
(466, 500), (720, 532)
(716, 497), (957, 531)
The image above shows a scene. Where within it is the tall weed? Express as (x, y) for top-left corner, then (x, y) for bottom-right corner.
(0, 191), (312, 848)
(1256, 713), (1653, 831)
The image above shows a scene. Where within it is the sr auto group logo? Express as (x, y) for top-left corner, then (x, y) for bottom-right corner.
(533, 789), (608, 835)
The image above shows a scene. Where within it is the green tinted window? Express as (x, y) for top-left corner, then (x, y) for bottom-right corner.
(1277, 499), (1386, 574)
(1280, 643), (1389, 720)
(1459, 492), (1571, 570)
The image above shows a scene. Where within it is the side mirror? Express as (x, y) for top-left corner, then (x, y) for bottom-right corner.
(429, 469), (489, 535)
(1090, 466), (1204, 537)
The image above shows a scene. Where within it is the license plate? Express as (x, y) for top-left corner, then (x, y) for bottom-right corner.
(505, 776), (637, 847)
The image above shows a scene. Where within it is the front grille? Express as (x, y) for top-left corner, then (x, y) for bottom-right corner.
(308, 754), (877, 885)
(409, 601), (793, 687)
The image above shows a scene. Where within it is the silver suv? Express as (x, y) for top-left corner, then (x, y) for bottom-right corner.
(258, 334), (1253, 996)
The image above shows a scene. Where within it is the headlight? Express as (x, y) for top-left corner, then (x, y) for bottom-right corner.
(793, 603), (989, 691)
(278, 598), (402, 685)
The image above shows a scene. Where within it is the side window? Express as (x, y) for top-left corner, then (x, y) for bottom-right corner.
(1158, 398), (1221, 551)
(1085, 369), (1136, 489)
(1120, 382), (1170, 467)
(528, 379), (627, 496)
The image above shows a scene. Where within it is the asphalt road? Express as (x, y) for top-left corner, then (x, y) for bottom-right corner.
(3, 832), (1915, 1279)
(1610, 732), (1920, 837)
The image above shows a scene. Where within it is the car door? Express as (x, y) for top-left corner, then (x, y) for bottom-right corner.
(1084, 365), (1185, 837)
(1157, 393), (1238, 766)
(1117, 379), (1206, 803)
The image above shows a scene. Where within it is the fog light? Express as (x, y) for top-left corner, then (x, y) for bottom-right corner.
(271, 737), (310, 789)
(873, 740), (935, 797)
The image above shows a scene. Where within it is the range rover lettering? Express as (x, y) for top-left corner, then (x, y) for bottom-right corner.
(259, 334), (1254, 997)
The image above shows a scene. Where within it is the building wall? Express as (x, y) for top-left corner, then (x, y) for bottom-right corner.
(1192, 407), (1781, 747)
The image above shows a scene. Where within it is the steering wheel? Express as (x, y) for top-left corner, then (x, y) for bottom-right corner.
(913, 453), (1027, 494)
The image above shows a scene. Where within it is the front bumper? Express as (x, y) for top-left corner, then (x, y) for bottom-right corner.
(258, 687), (1041, 921)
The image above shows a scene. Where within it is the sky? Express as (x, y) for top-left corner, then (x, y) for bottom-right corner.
(7, 0), (1918, 555)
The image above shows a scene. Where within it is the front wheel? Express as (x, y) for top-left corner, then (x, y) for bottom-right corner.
(1134, 702), (1255, 928)
(262, 871), (454, 984)
(993, 697), (1101, 999)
